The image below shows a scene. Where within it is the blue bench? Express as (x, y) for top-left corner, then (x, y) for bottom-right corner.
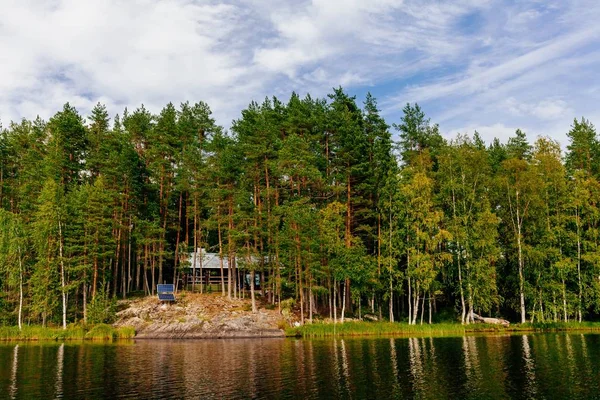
(157, 284), (176, 302)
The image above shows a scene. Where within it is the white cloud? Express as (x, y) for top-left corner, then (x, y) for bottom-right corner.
(390, 25), (600, 105)
(445, 123), (519, 144)
(0, 0), (259, 124)
(381, 1), (600, 148)
(504, 98), (572, 120)
(0, 0), (598, 146)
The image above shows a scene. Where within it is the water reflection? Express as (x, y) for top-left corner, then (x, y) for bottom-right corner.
(564, 334), (575, 382)
(462, 335), (482, 394)
(579, 333), (591, 377)
(521, 334), (538, 399)
(9, 344), (18, 400)
(339, 339), (351, 397)
(388, 338), (400, 395)
(408, 337), (424, 391)
(1, 334), (600, 399)
(55, 343), (64, 398)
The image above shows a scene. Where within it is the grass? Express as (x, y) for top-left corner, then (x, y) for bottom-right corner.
(286, 320), (600, 338)
(506, 321), (600, 332)
(287, 321), (466, 338)
(0, 324), (136, 341)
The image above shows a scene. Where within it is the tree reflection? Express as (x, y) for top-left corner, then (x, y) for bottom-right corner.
(54, 343), (64, 398)
(521, 335), (538, 398)
(9, 344), (18, 400)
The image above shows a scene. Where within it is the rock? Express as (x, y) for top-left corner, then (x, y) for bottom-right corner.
(114, 293), (285, 339)
(472, 313), (510, 327)
(364, 313), (379, 321)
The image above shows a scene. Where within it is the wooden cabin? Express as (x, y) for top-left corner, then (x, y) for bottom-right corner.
(180, 248), (265, 292)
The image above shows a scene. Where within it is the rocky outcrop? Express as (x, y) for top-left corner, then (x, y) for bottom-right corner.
(113, 294), (285, 339)
(472, 313), (510, 327)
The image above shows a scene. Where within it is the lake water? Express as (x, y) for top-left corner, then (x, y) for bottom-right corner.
(0, 333), (599, 399)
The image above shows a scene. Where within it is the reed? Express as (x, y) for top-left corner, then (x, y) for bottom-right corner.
(507, 321), (600, 332)
(287, 321), (466, 338)
(287, 320), (600, 338)
(0, 324), (135, 341)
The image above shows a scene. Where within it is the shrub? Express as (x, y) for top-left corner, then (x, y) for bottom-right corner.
(277, 319), (288, 330)
(85, 323), (117, 340)
(115, 326), (136, 339)
(281, 298), (295, 318)
(87, 289), (117, 324)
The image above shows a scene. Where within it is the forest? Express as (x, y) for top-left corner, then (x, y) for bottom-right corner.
(1, 87), (599, 328)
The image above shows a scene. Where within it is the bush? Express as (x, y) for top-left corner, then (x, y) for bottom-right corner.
(87, 289), (117, 324)
(281, 298), (295, 318)
(85, 323), (117, 340)
(277, 319), (288, 330)
(115, 326), (136, 338)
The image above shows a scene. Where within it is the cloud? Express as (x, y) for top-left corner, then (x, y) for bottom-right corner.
(0, 0), (598, 145)
(444, 123), (519, 144)
(388, 25), (600, 106)
(504, 98), (572, 120)
(0, 0), (260, 124)
(381, 1), (600, 148)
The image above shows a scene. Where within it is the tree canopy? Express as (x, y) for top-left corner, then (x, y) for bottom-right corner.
(0, 89), (598, 327)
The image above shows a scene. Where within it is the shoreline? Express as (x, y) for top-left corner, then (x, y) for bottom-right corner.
(0, 324), (135, 342)
(3, 320), (600, 342)
(286, 321), (600, 338)
(4, 295), (599, 342)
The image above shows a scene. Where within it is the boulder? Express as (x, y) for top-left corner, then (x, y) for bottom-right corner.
(472, 313), (510, 327)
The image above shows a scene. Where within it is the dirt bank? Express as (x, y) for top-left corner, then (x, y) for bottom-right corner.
(113, 293), (286, 339)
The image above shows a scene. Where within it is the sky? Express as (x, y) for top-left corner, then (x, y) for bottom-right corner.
(1, 0), (599, 147)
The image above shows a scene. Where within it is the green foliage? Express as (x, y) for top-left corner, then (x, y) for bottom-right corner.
(566, 118), (599, 176)
(287, 320), (600, 338)
(87, 289), (117, 324)
(85, 323), (118, 340)
(281, 298), (296, 318)
(1, 92), (600, 330)
(288, 321), (467, 337)
(0, 324), (134, 341)
(394, 103), (444, 165)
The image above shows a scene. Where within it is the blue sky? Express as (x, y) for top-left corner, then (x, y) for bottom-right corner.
(1, 0), (599, 147)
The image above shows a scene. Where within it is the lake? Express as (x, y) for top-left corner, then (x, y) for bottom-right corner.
(0, 333), (598, 399)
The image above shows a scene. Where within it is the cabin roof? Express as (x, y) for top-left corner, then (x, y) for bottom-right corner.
(186, 248), (263, 270)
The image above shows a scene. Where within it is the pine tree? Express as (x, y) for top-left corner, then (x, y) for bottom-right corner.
(31, 179), (66, 327)
(566, 118), (599, 177)
(394, 103), (444, 165)
(45, 103), (88, 188)
(0, 210), (27, 329)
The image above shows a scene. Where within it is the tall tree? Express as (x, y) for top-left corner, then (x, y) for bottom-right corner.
(31, 180), (67, 328)
(566, 118), (599, 177)
(0, 210), (27, 329)
(45, 103), (88, 188)
(499, 129), (541, 323)
(439, 135), (499, 323)
(394, 103), (444, 166)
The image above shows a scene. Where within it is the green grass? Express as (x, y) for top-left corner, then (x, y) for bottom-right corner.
(0, 324), (136, 341)
(287, 321), (466, 338)
(286, 320), (600, 338)
(85, 324), (136, 340)
(506, 321), (600, 332)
